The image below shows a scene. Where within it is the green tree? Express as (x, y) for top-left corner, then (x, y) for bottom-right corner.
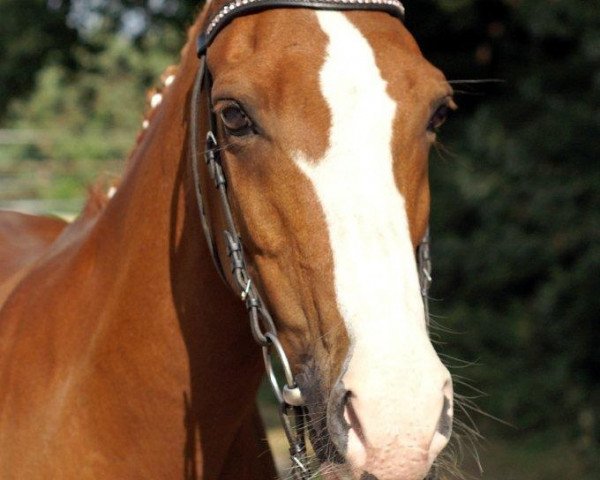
(407, 0), (599, 474)
(0, 0), (78, 119)
(2, 24), (183, 199)
(0, 0), (202, 121)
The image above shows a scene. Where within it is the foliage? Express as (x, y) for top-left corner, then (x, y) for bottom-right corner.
(0, 0), (78, 118)
(407, 0), (599, 470)
(6, 28), (180, 160)
(1, 6), (186, 198)
(0, 0), (200, 123)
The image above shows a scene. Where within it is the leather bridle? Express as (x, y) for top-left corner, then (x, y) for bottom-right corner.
(188, 1), (436, 478)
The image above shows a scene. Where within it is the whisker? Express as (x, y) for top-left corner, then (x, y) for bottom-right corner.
(460, 399), (514, 428)
(200, 141), (235, 156)
(452, 89), (487, 97)
(428, 320), (460, 335)
(433, 141), (461, 163)
(448, 79), (505, 85)
(439, 354), (480, 369)
(453, 377), (486, 395)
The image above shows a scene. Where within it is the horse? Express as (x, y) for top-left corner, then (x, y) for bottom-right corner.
(0, 1), (456, 479)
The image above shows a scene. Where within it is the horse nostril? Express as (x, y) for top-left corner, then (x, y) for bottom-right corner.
(436, 393), (453, 439)
(341, 388), (351, 411)
(426, 379), (454, 466)
(436, 380), (454, 440)
(344, 391), (367, 446)
(325, 383), (351, 460)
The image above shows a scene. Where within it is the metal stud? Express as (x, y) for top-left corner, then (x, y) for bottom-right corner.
(204, 0), (405, 41)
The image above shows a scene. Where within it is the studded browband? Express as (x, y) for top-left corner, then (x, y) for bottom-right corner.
(197, 0), (405, 56)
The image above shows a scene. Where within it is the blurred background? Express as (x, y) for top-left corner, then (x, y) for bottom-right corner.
(0, 0), (597, 479)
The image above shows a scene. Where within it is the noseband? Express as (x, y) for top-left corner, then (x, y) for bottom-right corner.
(189, 1), (436, 478)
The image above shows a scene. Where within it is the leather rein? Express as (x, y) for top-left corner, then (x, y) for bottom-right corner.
(188, 1), (435, 478)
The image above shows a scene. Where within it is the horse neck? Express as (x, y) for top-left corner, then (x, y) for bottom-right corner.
(71, 18), (265, 437)
(0, 12), (272, 477)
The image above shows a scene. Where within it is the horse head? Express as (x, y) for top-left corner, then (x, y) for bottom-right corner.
(193, 2), (454, 478)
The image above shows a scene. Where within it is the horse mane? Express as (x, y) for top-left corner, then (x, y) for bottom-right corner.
(75, 9), (208, 223)
(74, 61), (179, 223)
(133, 7), (208, 152)
(66, 176), (117, 226)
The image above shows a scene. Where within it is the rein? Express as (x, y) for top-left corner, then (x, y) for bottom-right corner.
(188, 1), (436, 478)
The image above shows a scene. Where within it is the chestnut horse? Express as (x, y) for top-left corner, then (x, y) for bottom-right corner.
(0, 1), (455, 479)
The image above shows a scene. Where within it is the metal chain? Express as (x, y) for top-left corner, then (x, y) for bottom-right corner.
(418, 227), (432, 329)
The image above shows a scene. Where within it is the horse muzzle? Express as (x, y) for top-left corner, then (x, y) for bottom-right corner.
(298, 352), (454, 480)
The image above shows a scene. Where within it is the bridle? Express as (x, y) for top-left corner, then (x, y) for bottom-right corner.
(188, 1), (436, 478)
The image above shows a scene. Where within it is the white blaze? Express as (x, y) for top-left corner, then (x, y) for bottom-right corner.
(294, 11), (450, 477)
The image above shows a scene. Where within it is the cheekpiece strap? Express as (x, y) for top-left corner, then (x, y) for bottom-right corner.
(197, 0), (405, 56)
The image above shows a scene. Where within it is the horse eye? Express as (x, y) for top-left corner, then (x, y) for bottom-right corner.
(428, 104), (450, 132)
(219, 103), (253, 136)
